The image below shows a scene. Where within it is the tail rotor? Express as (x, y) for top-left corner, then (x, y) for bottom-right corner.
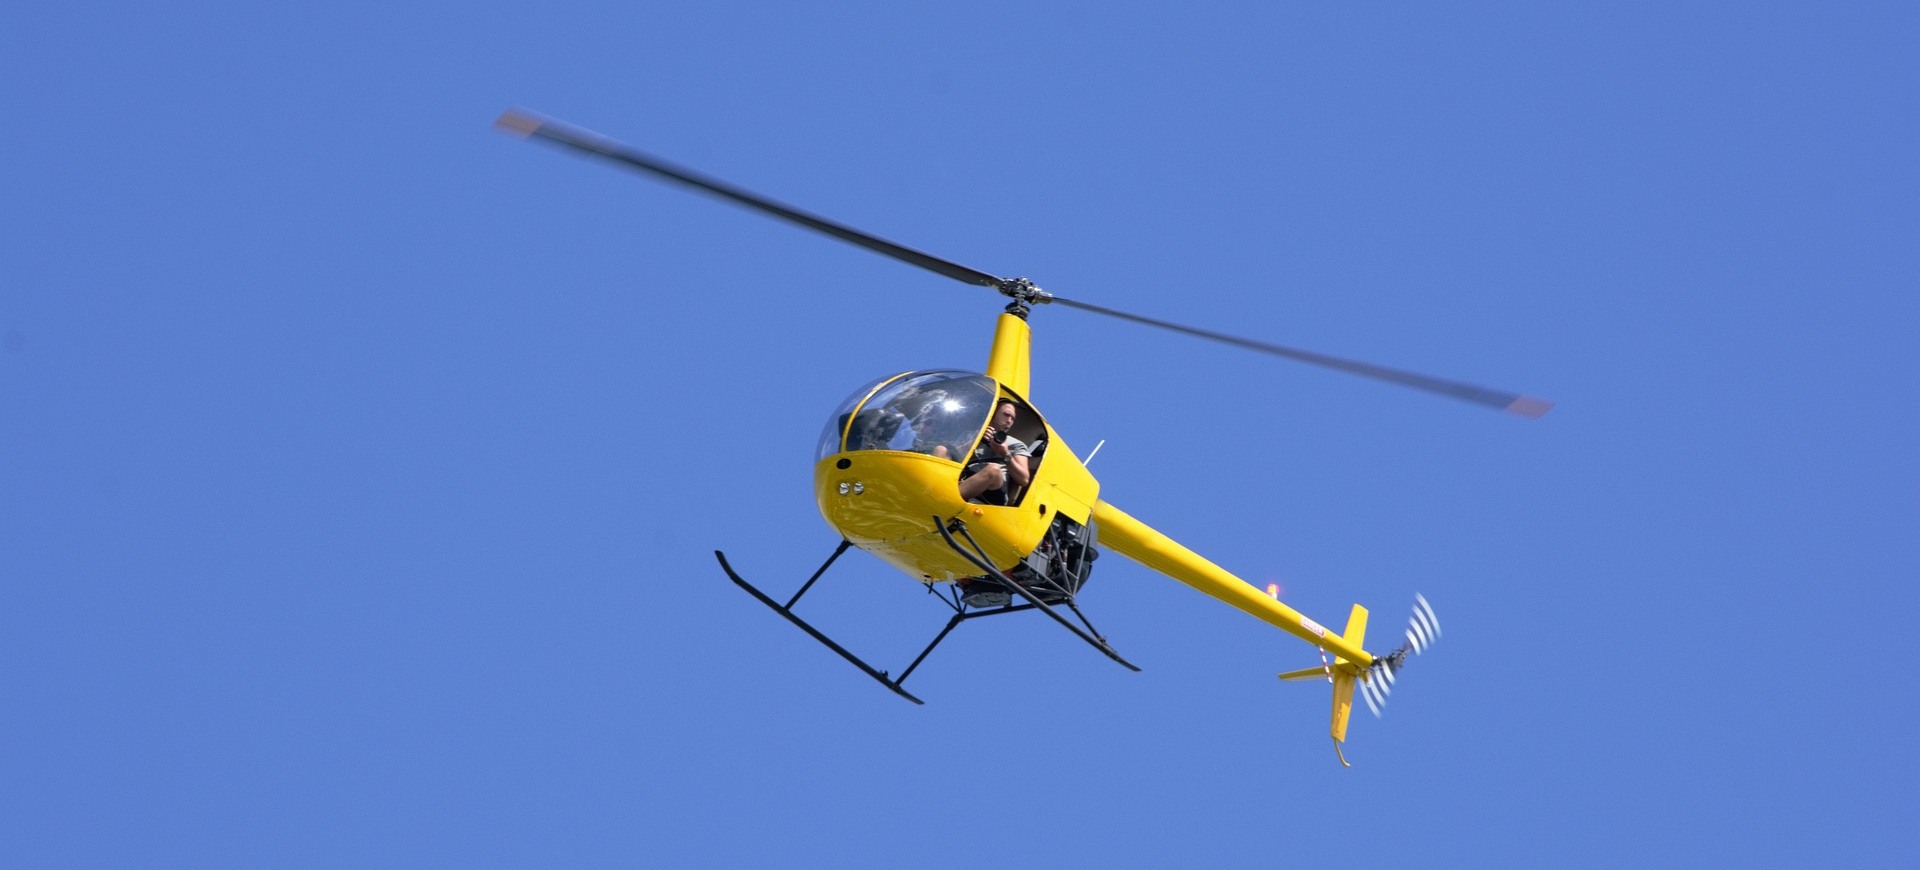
(1406, 591), (1441, 655)
(1359, 594), (1440, 718)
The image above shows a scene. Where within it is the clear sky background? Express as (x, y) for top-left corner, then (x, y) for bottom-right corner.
(4, 3), (1915, 867)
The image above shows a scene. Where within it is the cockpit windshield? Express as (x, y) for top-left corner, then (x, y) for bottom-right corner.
(816, 370), (998, 461)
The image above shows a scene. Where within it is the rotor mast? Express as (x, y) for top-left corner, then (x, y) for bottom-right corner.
(986, 279), (1048, 398)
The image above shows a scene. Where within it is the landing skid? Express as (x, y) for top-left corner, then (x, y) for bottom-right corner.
(717, 542), (925, 704)
(718, 526), (1138, 704)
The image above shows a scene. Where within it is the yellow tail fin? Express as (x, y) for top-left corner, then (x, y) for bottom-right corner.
(1329, 604), (1368, 765)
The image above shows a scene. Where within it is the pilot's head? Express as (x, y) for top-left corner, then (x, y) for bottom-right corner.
(992, 399), (1017, 431)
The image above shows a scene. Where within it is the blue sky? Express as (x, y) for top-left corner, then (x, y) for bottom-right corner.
(4, 3), (1915, 867)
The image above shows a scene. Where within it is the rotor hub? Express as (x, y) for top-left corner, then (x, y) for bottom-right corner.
(996, 277), (1052, 319)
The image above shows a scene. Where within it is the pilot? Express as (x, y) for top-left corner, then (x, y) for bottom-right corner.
(950, 399), (1033, 609)
(847, 408), (903, 451)
(908, 400), (963, 458)
(956, 399), (1031, 504)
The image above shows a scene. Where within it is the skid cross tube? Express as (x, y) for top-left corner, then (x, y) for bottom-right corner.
(934, 517), (1141, 672)
(716, 547), (925, 705)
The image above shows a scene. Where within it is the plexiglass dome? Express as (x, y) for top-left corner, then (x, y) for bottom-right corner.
(816, 370), (998, 461)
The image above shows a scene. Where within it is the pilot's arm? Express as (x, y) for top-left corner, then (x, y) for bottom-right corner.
(1007, 452), (1031, 489)
(998, 437), (1032, 489)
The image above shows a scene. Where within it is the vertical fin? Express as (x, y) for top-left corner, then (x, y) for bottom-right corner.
(1338, 604), (1368, 662)
(1330, 603), (1368, 753)
(1331, 671), (1356, 743)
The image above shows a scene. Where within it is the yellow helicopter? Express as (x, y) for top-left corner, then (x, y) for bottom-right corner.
(497, 109), (1549, 765)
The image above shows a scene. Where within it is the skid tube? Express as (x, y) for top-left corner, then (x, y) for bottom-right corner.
(718, 542), (1049, 704)
(717, 543), (926, 705)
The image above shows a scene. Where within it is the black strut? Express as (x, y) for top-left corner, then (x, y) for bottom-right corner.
(933, 517), (1140, 672)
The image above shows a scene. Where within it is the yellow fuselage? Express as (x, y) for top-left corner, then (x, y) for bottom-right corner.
(814, 409), (1100, 583)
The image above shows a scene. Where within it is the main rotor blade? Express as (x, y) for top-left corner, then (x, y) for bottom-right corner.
(498, 109), (1549, 418)
(495, 108), (1008, 290)
(1048, 296), (1554, 418)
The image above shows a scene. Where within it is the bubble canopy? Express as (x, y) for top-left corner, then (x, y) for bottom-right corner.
(816, 370), (999, 461)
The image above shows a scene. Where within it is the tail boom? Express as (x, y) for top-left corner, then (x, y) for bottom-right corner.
(1090, 500), (1373, 667)
(1088, 500), (1435, 767)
